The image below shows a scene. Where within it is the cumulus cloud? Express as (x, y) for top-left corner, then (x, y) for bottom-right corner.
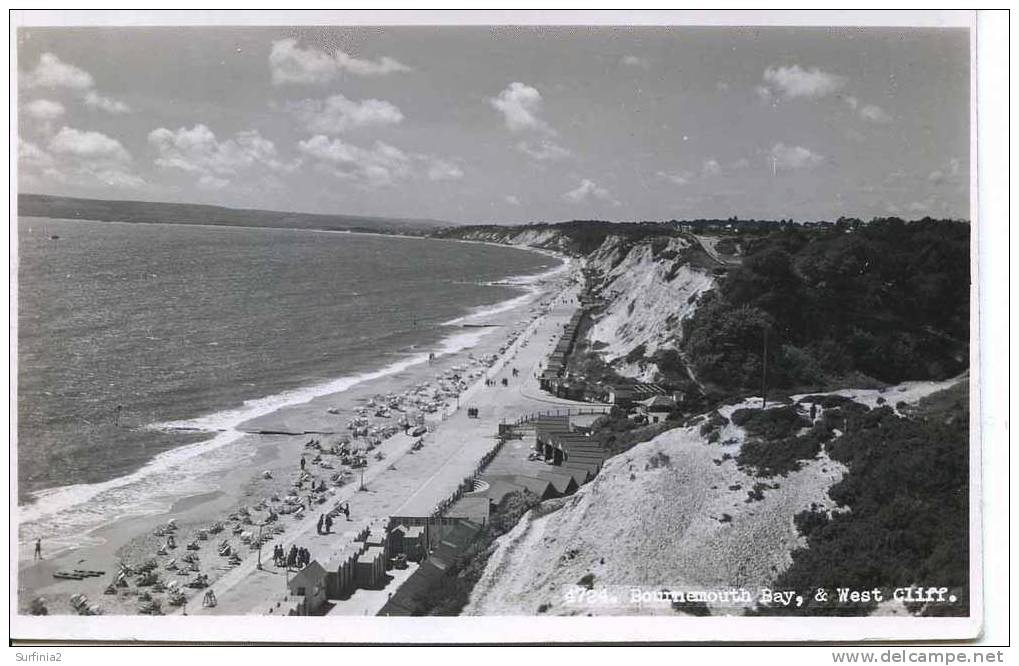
(656, 170), (693, 186)
(504, 195), (521, 206)
(701, 158), (722, 176)
(49, 126), (131, 162)
(762, 65), (844, 99)
(286, 94), (403, 134)
(149, 124), (297, 188)
(621, 55), (649, 68)
(84, 90), (131, 114)
(516, 139), (571, 161)
(21, 53), (131, 115)
(21, 127), (144, 189)
(427, 159), (464, 182)
(859, 104), (892, 123)
(23, 53), (94, 90)
(563, 178), (618, 205)
(490, 82), (551, 134)
(769, 143), (823, 171)
(24, 99), (65, 121)
(929, 157), (963, 185)
(18, 139), (55, 169)
(23, 54), (129, 112)
(298, 134), (459, 189)
(269, 39), (410, 85)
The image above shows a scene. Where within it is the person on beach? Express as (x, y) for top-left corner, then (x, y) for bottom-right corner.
(33, 538), (42, 561)
(300, 456), (306, 471)
(316, 514), (324, 535)
(343, 503), (351, 520)
(325, 515), (333, 534)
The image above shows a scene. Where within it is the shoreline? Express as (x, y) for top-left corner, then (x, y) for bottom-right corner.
(15, 239), (577, 615)
(16, 225), (569, 540)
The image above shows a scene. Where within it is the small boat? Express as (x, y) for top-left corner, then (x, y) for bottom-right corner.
(53, 571), (86, 580)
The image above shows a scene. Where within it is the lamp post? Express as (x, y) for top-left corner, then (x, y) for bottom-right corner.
(256, 522), (264, 571)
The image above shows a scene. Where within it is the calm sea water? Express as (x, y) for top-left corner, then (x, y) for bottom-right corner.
(17, 217), (554, 504)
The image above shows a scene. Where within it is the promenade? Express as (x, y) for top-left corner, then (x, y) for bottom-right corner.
(195, 281), (597, 615)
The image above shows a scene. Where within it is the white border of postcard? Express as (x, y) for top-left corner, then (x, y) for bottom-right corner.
(8, 8), (1001, 645)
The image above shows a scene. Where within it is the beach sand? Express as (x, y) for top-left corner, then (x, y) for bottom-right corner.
(16, 250), (589, 617)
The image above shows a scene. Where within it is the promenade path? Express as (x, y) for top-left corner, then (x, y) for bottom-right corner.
(193, 280), (602, 615)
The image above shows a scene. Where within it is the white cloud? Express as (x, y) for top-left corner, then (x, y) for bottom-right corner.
(490, 82), (551, 134)
(516, 139), (571, 161)
(18, 139), (55, 169)
(504, 195), (520, 206)
(23, 53), (94, 90)
(859, 104), (892, 123)
(769, 142), (823, 171)
(49, 126), (131, 162)
(84, 90), (131, 114)
(702, 158), (722, 176)
(563, 178), (618, 205)
(286, 94), (403, 134)
(298, 135), (411, 188)
(929, 157), (963, 185)
(269, 39), (410, 85)
(621, 55), (649, 68)
(762, 65), (844, 99)
(23, 127), (144, 189)
(149, 124), (297, 188)
(21, 53), (130, 115)
(656, 170), (693, 186)
(297, 134), (458, 189)
(24, 99), (65, 121)
(335, 50), (412, 77)
(754, 85), (774, 104)
(427, 159), (464, 182)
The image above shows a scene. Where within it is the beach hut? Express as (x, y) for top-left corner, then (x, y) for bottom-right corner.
(287, 560), (327, 616)
(355, 546), (387, 589)
(324, 545), (362, 599)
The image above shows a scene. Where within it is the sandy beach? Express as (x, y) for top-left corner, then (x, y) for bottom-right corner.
(16, 245), (587, 617)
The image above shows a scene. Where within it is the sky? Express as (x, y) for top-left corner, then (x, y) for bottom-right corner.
(16, 25), (971, 225)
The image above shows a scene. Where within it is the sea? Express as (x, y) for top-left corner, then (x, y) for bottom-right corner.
(16, 217), (558, 545)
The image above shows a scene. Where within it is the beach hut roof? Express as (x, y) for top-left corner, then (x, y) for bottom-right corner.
(288, 560), (326, 593)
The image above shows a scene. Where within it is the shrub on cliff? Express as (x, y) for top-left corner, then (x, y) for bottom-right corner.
(681, 219), (969, 394)
(753, 393), (969, 616)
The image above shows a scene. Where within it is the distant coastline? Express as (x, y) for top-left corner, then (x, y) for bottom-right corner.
(17, 193), (451, 237)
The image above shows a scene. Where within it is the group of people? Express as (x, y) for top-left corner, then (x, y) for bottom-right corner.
(316, 513), (333, 535)
(274, 544), (312, 570)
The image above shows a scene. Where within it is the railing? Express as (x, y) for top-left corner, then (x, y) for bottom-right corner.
(429, 436), (506, 519)
(504, 406), (611, 427)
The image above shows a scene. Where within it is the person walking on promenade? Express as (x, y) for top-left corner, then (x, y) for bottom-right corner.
(34, 538), (42, 561)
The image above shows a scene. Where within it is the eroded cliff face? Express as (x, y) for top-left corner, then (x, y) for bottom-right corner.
(582, 235), (715, 381)
(445, 227), (718, 382)
(463, 398), (846, 616)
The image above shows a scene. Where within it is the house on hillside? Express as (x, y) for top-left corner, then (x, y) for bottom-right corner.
(604, 382), (666, 407)
(636, 394), (677, 423)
